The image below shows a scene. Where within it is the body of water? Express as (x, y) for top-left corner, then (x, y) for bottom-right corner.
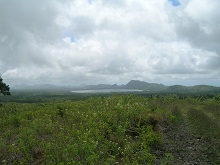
(71, 89), (143, 93)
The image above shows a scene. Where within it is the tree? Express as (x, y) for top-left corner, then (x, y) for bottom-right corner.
(0, 77), (11, 96)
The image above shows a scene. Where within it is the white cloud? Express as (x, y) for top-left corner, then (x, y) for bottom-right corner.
(185, 0), (219, 21)
(0, 0), (220, 86)
(173, 0), (220, 53)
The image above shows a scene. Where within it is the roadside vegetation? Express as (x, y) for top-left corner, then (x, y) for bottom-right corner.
(0, 93), (220, 164)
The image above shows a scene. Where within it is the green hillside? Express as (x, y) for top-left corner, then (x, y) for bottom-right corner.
(0, 94), (220, 164)
(125, 80), (167, 91)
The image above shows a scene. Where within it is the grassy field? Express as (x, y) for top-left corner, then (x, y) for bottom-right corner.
(0, 93), (220, 164)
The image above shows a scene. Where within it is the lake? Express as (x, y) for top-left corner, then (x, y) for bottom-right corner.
(71, 89), (143, 93)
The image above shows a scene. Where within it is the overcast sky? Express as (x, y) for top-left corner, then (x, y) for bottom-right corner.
(1, 0), (220, 86)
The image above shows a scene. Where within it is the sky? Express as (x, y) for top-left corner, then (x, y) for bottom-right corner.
(1, 0), (220, 87)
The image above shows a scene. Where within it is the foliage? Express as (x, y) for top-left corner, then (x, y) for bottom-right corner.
(188, 103), (220, 163)
(161, 153), (174, 165)
(0, 77), (10, 96)
(0, 95), (164, 164)
(0, 94), (220, 164)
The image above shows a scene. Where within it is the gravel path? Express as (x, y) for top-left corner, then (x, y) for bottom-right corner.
(153, 118), (211, 164)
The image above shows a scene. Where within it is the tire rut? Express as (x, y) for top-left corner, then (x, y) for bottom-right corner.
(153, 117), (210, 164)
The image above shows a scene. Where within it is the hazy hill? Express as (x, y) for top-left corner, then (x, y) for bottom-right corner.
(12, 84), (75, 90)
(81, 84), (120, 90)
(13, 84), (56, 90)
(166, 85), (188, 92)
(124, 80), (167, 91)
(166, 85), (220, 93)
(12, 80), (220, 93)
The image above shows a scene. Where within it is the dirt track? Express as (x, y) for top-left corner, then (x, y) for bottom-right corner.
(153, 117), (211, 164)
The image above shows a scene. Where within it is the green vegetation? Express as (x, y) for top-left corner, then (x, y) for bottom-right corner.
(0, 77), (11, 96)
(188, 100), (220, 162)
(0, 93), (220, 164)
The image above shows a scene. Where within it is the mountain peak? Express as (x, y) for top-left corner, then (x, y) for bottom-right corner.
(125, 80), (167, 91)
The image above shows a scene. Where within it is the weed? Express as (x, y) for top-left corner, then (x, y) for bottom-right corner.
(161, 153), (174, 165)
(11, 116), (20, 128)
(1, 94), (220, 164)
(188, 108), (220, 163)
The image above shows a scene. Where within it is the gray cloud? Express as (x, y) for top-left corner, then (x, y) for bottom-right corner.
(0, 0), (60, 69)
(172, 0), (220, 54)
(1, 0), (220, 86)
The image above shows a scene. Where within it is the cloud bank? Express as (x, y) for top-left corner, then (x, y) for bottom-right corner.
(0, 0), (220, 86)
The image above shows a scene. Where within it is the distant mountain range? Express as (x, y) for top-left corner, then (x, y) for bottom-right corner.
(12, 80), (220, 93)
(124, 80), (167, 91)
